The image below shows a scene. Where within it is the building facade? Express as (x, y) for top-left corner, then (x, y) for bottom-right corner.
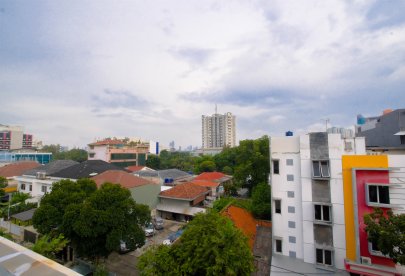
(202, 112), (236, 149)
(0, 124), (33, 151)
(88, 139), (149, 167)
(270, 133), (366, 271)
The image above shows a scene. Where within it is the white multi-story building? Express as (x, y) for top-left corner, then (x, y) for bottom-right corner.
(202, 112), (236, 149)
(270, 132), (366, 271)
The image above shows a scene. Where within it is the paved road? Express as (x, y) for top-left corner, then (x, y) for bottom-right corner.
(105, 220), (186, 276)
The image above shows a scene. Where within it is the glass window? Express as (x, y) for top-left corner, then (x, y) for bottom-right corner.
(368, 185), (390, 205)
(20, 183), (26, 190)
(312, 161), (321, 177)
(275, 200), (281, 214)
(29, 185), (32, 191)
(41, 185), (47, 193)
(313, 161), (330, 178)
(287, 174), (294, 181)
(320, 161), (330, 177)
(314, 204), (331, 222)
(273, 160), (279, 174)
(275, 239), (282, 253)
(286, 159), (293, 166)
(316, 248), (333, 266)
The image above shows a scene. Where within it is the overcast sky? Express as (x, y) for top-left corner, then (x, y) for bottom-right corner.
(1, 1), (405, 149)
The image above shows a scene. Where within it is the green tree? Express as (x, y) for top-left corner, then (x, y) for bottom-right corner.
(251, 182), (271, 220)
(146, 154), (161, 169)
(10, 192), (30, 204)
(0, 176), (7, 197)
(138, 245), (179, 276)
(33, 179), (150, 260)
(233, 136), (270, 195)
(31, 234), (69, 260)
(138, 211), (254, 275)
(364, 208), (405, 264)
(40, 144), (88, 162)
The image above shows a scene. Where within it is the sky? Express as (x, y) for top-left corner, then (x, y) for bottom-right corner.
(1, 0), (405, 149)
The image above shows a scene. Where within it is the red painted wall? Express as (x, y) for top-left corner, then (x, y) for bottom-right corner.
(355, 170), (394, 267)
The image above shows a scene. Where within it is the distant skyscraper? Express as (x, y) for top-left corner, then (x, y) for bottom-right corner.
(202, 111), (236, 149)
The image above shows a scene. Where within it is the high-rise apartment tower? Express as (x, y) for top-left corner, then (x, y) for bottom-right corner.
(202, 112), (236, 149)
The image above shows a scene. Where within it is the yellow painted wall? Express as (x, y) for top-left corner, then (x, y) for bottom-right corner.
(342, 155), (388, 261)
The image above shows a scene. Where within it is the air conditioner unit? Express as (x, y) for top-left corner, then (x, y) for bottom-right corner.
(360, 256), (372, 265)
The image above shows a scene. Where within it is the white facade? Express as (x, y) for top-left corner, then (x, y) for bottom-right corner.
(270, 133), (366, 271)
(202, 112), (236, 149)
(16, 174), (64, 201)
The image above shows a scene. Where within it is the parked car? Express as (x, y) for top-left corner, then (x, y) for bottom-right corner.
(152, 217), (164, 230)
(144, 222), (155, 237)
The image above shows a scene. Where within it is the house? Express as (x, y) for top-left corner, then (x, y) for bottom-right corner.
(193, 172), (232, 197)
(91, 170), (161, 209)
(11, 208), (37, 227)
(136, 169), (193, 186)
(0, 161), (40, 179)
(16, 160), (78, 199)
(156, 182), (209, 221)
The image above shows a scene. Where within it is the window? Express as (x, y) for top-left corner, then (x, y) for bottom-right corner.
(367, 184), (390, 205)
(289, 236), (296, 243)
(287, 174), (294, 181)
(312, 161), (330, 178)
(400, 135), (405, 145)
(273, 160), (279, 174)
(287, 191), (295, 198)
(275, 200), (281, 214)
(29, 185), (32, 192)
(286, 159), (293, 166)
(288, 206), (295, 213)
(288, 221), (296, 228)
(41, 185), (47, 193)
(275, 239), (282, 253)
(316, 248), (333, 266)
(20, 183), (26, 190)
(344, 141), (353, 151)
(314, 204), (331, 223)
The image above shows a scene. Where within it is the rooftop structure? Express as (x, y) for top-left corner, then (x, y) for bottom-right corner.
(0, 161), (40, 178)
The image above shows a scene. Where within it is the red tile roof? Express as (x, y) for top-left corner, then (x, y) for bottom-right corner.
(194, 172), (228, 181)
(91, 170), (152, 189)
(0, 161), (40, 178)
(125, 165), (145, 172)
(159, 182), (208, 200)
(191, 179), (219, 188)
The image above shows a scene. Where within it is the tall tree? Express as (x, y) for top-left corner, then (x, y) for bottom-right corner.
(364, 208), (405, 265)
(251, 182), (271, 220)
(33, 179), (150, 259)
(138, 211), (254, 275)
(31, 234), (69, 260)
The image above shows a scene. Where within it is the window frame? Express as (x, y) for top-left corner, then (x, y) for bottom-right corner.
(20, 183), (26, 190)
(274, 199), (281, 214)
(273, 159), (280, 175)
(41, 185), (47, 193)
(312, 160), (330, 178)
(315, 248), (333, 266)
(275, 238), (283, 254)
(313, 203), (332, 224)
(365, 183), (392, 207)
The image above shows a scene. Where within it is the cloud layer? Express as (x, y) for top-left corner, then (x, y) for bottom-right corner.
(1, 0), (404, 148)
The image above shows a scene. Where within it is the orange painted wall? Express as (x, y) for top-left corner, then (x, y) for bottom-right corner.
(341, 155), (388, 261)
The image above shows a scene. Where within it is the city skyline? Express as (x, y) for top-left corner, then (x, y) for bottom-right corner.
(1, 1), (405, 148)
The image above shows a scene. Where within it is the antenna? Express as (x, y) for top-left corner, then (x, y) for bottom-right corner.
(215, 104), (217, 114)
(321, 118), (330, 132)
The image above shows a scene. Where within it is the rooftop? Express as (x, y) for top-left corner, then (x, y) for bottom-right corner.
(159, 182), (208, 200)
(194, 172), (231, 182)
(137, 169), (192, 180)
(0, 161), (40, 178)
(11, 208), (36, 222)
(51, 160), (126, 179)
(88, 139), (124, 146)
(91, 170), (152, 189)
(24, 160), (79, 176)
(191, 179), (219, 188)
(125, 165), (145, 172)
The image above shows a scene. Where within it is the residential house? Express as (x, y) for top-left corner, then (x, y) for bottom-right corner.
(91, 170), (161, 209)
(125, 165), (155, 173)
(156, 182), (209, 221)
(16, 160), (78, 199)
(194, 171), (232, 197)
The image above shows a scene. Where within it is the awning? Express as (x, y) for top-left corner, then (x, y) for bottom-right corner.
(394, 131), (405, 135)
(156, 204), (206, 216)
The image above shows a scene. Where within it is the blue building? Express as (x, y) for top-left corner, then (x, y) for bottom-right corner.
(0, 151), (52, 164)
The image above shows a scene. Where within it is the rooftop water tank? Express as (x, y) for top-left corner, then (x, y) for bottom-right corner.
(285, 131), (293, 136)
